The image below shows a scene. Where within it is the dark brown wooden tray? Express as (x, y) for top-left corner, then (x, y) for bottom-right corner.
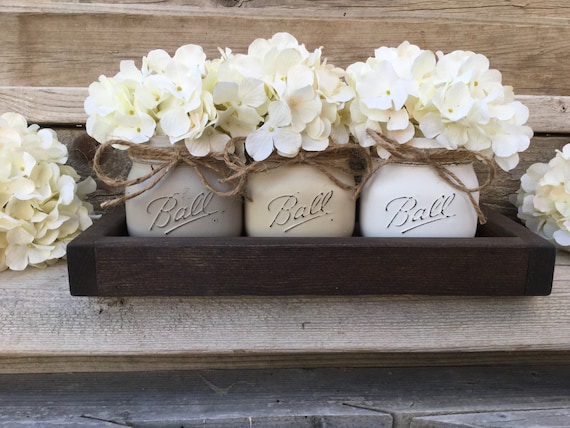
(67, 207), (555, 296)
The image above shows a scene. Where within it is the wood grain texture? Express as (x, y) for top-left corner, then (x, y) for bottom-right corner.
(2, 2), (570, 95)
(3, 352), (570, 374)
(412, 409), (570, 428)
(7, 1), (570, 24)
(66, 207), (555, 297)
(0, 366), (569, 426)
(0, 87), (87, 125)
(0, 413), (390, 428)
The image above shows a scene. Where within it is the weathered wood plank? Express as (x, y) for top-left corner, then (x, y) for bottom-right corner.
(412, 408), (570, 428)
(0, 87), (87, 125)
(7, 0), (570, 20)
(2, 3), (570, 94)
(2, 351), (570, 374)
(518, 95), (570, 134)
(0, 367), (569, 426)
(0, 405), (391, 428)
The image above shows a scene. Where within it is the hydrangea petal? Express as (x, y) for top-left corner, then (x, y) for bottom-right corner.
(302, 135), (329, 152)
(274, 128), (302, 157)
(492, 133), (519, 157)
(495, 153), (519, 172)
(213, 81), (239, 104)
(174, 44), (207, 71)
(266, 101), (292, 128)
(418, 112), (444, 139)
(6, 245), (31, 271)
(245, 129), (274, 161)
(553, 229), (570, 247)
(159, 108), (191, 140)
(7, 226), (35, 245)
(240, 78), (268, 107)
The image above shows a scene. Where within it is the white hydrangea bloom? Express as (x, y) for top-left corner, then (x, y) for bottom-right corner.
(347, 41), (532, 170)
(346, 41), (432, 156)
(214, 32), (354, 161)
(0, 113), (95, 271)
(85, 45), (228, 157)
(513, 144), (570, 250)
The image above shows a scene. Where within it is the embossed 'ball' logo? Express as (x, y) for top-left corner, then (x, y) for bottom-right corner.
(268, 191), (334, 232)
(385, 194), (457, 234)
(147, 191), (218, 235)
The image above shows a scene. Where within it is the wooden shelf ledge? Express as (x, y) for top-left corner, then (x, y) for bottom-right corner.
(1, 366), (570, 427)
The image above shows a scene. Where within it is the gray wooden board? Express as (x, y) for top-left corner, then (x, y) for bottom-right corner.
(412, 408), (570, 428)
(1, 366), (570, 427)
(0, 404), (390, 427)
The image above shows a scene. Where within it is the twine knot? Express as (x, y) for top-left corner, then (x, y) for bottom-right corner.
(221, 138), (371, 201)
(93, 139), (245, 209)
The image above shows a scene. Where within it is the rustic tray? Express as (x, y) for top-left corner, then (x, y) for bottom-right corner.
(67, 207), (555, 296)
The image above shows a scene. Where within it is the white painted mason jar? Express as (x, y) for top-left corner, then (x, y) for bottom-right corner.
(245, 164), (356, 237)
(359, 160), (480, 238)
(124, 138), (242, 237)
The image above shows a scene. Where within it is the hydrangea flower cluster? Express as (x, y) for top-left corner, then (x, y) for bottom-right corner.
(346, 41), (533, 171)
(513, 144), (570, 250)
(85, 44), (229, 157)
(213, 32), (355, 161)
(0, 113), (95, 271)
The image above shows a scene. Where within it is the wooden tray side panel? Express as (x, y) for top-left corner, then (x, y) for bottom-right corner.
(67, 208), (126, 296)
(92, 240), (529, 296)
(66, 240), (98, 296)
(67, 208), (554, 297)
(483, 210), (556, 296)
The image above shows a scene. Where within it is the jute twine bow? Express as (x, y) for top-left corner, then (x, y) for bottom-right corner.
(365, 129), (496, 224)
(221, 138), (371, 201)
(93, 139), (246, 209)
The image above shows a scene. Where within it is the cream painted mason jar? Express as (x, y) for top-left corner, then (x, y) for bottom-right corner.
(359, 160), (480, 238)
(124, 138), (242, 237)
(245, 164), (356, 237)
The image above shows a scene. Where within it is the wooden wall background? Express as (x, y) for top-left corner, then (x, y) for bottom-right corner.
(4, 2), (570, 381)
(1, 1), (570, 217)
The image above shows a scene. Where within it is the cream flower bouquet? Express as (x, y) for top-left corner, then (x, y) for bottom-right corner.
(85, 44), (228, 155)
(513, 144), (570, 250)
(213, 32), (365, 237)
(0, 113), (95, 270)
(213, 32), (355, 161)
(346, 41), (533, 171)
(85, 46), (244, 237)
